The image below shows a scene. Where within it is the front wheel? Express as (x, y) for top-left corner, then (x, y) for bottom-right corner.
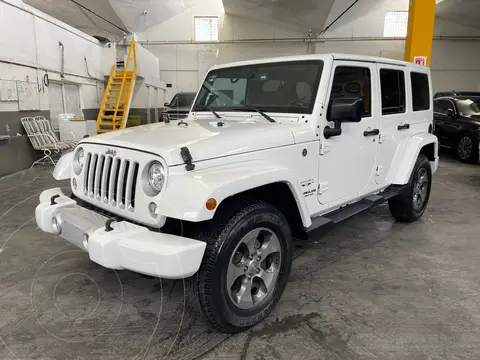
(188, 201), (292, 333)
(388, 154), (432, 222)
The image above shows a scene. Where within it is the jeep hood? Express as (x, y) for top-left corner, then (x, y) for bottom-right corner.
(84, 120), (298, 166)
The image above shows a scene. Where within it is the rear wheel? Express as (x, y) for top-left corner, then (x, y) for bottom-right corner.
(388, 154), (432, 222)
(456, 133), (479, 164)
(188, 201), (292, 333)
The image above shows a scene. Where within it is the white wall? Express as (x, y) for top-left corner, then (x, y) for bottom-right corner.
(136, 0), (309, 102)
(0, 0), (106, 116)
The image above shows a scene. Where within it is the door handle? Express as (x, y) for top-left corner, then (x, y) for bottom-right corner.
(397, 124), (410, 130)
(363, 129), (380, 137)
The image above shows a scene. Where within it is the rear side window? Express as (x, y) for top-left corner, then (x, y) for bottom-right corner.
(411, 72), (430, 111)
(380, 69), (406, 115)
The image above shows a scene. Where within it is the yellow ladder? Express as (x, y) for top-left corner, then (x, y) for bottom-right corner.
(96, 38), (137, 133)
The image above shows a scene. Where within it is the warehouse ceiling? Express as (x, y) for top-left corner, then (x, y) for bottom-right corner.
(23, 0), (128, 40)
(221, 0), (337, 33)
(435, 0), (480, 30)
(22, 0), (197, 40)
(22, 0), (480, 41)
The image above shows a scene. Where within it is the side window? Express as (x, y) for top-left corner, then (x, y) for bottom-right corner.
(434, 100), (449, 114)
(169, 95), (178, 107)
(330, 66), (371, 117)
(380, 69), (406, 115)
(411, 72), (430, 111)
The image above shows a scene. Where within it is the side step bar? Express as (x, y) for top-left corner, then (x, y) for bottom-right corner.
(305, 185), (404, 235)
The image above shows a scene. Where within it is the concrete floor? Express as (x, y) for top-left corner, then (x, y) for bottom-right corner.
(0, 149), (479, 360)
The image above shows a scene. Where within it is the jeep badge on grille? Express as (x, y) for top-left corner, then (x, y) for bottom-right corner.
(106, 149), (117, 156)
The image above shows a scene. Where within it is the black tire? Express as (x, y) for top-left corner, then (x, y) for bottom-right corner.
(388, 154), (432, 222)
(456, 132), (479, 164)
(187, 200), (292, 333)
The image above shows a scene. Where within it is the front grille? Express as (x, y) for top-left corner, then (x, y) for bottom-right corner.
(83, 153), (139, 211)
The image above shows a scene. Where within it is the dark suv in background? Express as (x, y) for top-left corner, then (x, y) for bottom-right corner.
(433, 92), (480, 163)
(160, 92), (196, 121)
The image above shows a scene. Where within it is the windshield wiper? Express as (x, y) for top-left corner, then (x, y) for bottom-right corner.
(194, 84), (221, 118)
(195, 105), (221, 119)
(208, 107), (221, 119)
(240, 106), (276, 123)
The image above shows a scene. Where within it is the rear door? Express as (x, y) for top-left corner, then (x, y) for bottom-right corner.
(375, 64), (407, 186)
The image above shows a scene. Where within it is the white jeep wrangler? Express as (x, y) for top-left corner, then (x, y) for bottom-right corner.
(36, 54), (439, 333)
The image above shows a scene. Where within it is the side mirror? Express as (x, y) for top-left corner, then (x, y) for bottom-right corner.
(164, 102), (170, 107)
(446, 108), (454, 118)
(324, 98), (364, 138)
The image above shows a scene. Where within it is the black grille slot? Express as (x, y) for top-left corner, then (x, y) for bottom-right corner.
(105, 157), (113, 201)
(130, 163), (139, 209)
(121, 161), (130, 205)
(89, 154), (98, 198)
(112, 158), (121, 203)
(83, 153), (92, 193)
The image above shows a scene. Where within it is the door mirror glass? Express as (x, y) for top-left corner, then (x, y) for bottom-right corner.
(446, 108), (454, 117)
(328, 98), (363, 123)
(164, 102), (170, 107)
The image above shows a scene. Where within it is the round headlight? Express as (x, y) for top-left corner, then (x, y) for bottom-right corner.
(73, 147), (85, 175)
(148, 161), (165, 192)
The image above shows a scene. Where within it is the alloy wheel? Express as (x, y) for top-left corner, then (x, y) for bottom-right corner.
(227, 227), (281, 310)
(458, 136), (473, 160)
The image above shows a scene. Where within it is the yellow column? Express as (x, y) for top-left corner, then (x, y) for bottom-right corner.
(404, 0), (436, 66)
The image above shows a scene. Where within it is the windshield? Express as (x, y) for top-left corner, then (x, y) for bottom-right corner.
(456, 98), (480, 116)
(170, 93), (196, 108)
(193, 61), (324, 115)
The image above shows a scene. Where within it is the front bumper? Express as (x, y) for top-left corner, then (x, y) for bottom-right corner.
(35, 188), (206, 279)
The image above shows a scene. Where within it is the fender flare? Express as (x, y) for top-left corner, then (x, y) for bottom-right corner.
(53, 152), (74, 180)
(390, 134), (438, 185)
(156, 160), (312, 227)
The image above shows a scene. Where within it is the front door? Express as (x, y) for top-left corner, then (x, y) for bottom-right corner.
(318, 61), (379, 205)
(434, 99), (458, 147)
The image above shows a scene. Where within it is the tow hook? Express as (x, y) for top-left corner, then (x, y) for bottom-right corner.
(50, 194), (60, 205)
(105, 218), (117, 232)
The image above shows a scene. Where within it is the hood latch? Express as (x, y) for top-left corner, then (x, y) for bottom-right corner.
(180, 147), (195, 171)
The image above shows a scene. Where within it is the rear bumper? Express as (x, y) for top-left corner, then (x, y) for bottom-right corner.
(35, 188), (206, 279)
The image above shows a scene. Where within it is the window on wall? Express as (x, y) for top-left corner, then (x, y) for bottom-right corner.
(329, 66), (372, 117)
(380, 69), (406, 115)
(383, 11), (408, 37)
(194, 17), (219, 41)
(411, 72), (430, 111)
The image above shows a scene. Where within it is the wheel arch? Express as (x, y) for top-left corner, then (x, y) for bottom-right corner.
(390, 134), (438, 185)
(215, 182), (305, 235)
(156, 160), (312, 228)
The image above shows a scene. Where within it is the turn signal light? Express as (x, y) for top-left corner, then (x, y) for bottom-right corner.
(206, 198), (217, 211)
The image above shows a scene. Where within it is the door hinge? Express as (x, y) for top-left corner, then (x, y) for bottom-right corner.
(318, 181), (329, 194)
(378, 133), (384, 144)
(375, 165), (384, 176)
(319, 141), (332, 155)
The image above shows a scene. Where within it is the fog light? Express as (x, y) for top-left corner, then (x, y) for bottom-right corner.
(52, 217), (62, 234)
(148, 202), (157, 218)
(72, 178), (77, 189)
